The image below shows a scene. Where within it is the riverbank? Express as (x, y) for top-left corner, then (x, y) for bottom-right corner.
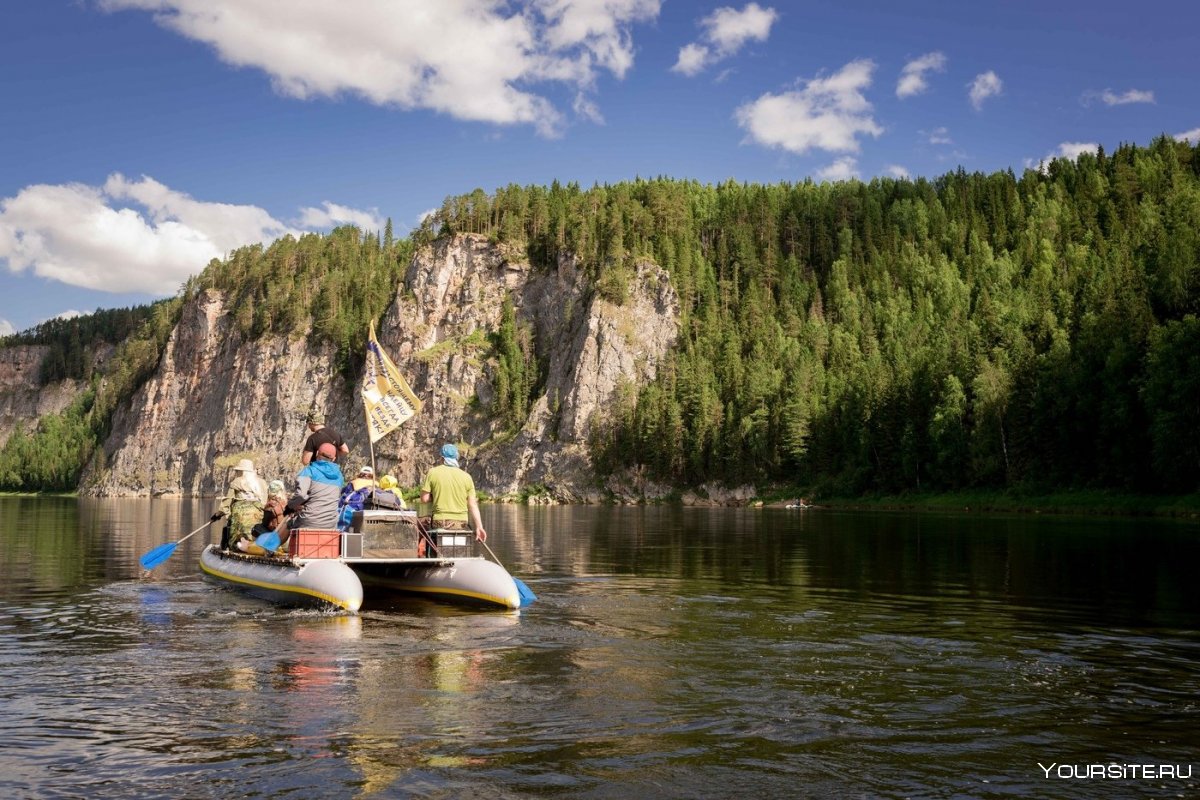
(795, 489), (1200, 519)
(6, 488), (1200, 519)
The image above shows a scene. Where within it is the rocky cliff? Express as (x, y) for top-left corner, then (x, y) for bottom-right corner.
(0, 344), (106, 449)
(83, 234), (680, 500)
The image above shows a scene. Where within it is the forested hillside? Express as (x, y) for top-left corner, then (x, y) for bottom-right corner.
(2, 138), (1197, 496)
(0, 301), (180, 490)
(432, 137), (1199, 494)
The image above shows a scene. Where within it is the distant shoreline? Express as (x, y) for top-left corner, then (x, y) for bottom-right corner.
(779, 490), (1200, 519)
(5, 489), (1199, 519)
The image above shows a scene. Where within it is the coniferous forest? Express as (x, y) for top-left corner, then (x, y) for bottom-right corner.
(2, 138), (1198, 496)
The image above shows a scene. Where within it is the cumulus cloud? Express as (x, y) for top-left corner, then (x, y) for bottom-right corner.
(886, 165), (910, 179)
(0, 174), (376, 296)
(100, 0), (661, 137)
(968, 70), (1002, 110)
(735, 59), (882, 155)
(672, 3), (778, 77)
(1174, 127), (1200, 143)
(816, 157), (858, 181)
(896, 52), (946, 98)
(1026, 141), (1099, 171)
(1052, 141), (1099, 160)
(297, 202), (384, 232)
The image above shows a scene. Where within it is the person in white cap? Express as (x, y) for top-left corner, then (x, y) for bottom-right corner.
(213, 458), (268, 551)
(349, 465), (377, 492)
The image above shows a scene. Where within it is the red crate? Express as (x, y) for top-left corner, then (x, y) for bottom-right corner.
(288, 529), (341, 559)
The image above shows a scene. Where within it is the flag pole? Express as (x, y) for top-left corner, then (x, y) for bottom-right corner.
(365, 399), (378, 503)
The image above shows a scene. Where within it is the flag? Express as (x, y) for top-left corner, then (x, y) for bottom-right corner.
(362, 322), (422, 443)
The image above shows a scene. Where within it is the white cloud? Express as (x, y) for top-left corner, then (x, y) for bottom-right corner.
(886, 165), (910, 179)
(0, 319), (14, 337)
(573, 91), (606, 125)
(1053, 141), (1099, 160)
(968, 70), (1002, 110)
(673, 43), (710, 77)
(816, 157), (859, 182)
(1174, 127), (1200, 142)
(672, 3), (778, 76)
(297, 202), (384, 232)
(1100, 88), (1155, 106)
(896, 51), (946, 99)
(1028, 141), (1099, 172)
(0, 174), (375, 295)
(735, 59), (882, 155)
(100, 0), (661, 136)
(927, 126), (953, 145)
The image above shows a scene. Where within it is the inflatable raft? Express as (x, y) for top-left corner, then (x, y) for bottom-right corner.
(199, 511), (524, 612)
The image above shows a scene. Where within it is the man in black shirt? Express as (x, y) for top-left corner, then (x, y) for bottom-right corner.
(301, 409), (350, 465)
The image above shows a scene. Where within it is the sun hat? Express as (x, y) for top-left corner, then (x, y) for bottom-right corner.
(268, 479), (286, 495)
(306, 409), (325, 425)
(379, 475), (398, 490)
(359, 466), (374, 476)
(316, 442), (337, 460)
(233, 458), (256, 473)
(441, 443), (458, 460)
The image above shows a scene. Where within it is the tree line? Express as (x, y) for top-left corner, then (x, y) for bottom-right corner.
(2, 138), (1197, 495)
(431, 137), (1199, 494)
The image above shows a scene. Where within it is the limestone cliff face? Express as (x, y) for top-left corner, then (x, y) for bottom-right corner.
(0, 345), (102, 448)
(378, 234), (680, 501)
(84, 234), (679, 500)
(85, 290), (351, 496)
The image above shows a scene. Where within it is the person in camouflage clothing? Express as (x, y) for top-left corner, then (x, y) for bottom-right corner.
(213, 458), (268, 550)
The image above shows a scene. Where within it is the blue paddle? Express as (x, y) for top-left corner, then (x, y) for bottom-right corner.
(480, 539), (537, 606)
(139, 519), (215, 571)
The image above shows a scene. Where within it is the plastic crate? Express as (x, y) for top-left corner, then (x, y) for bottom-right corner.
(288, 529), (341, 559)
(433, 530), (474, 558)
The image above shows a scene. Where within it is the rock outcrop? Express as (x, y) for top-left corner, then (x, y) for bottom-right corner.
(82, 234), (680, 501)
(85, 289), (351, 496)
(0, 345), (100, 448)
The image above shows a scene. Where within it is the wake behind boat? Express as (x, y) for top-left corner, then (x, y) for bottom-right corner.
(199, 510), (523, 612)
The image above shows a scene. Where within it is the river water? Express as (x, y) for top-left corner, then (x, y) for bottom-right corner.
(1, 497), (1196, 799)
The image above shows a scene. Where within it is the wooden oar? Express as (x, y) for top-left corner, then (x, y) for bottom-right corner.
(139, 519), (216, 571)
(479, 539), (537, 606)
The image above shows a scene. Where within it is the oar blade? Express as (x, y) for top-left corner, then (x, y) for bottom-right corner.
(139, 541), (178, 571)
(254, 530), (281, 552)
(515, 577), (537, 606)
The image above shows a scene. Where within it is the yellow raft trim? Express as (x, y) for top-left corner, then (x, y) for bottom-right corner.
(386, 581), (520, 609)
(200, 559), (361, 612)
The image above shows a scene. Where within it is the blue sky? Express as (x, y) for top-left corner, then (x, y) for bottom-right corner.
(2, 0), (1197, 335)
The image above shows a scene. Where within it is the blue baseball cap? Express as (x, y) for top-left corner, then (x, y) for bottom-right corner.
(441, 443), (458, 460)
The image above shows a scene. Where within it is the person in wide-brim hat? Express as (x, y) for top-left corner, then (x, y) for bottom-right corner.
(214, 457), (268, 551)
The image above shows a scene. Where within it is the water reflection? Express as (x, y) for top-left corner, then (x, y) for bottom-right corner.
(1, 497), (1197, 798)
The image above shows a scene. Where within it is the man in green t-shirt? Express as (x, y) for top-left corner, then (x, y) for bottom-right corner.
(420, 443), (487, 542)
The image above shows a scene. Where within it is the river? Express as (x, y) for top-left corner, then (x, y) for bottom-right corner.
(1, 497), (1197, 798)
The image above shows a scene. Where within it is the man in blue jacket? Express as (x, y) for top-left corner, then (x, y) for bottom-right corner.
(282, 441), (344, 541)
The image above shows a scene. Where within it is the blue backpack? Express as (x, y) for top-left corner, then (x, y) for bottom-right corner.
(337, 485), (372, 531)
